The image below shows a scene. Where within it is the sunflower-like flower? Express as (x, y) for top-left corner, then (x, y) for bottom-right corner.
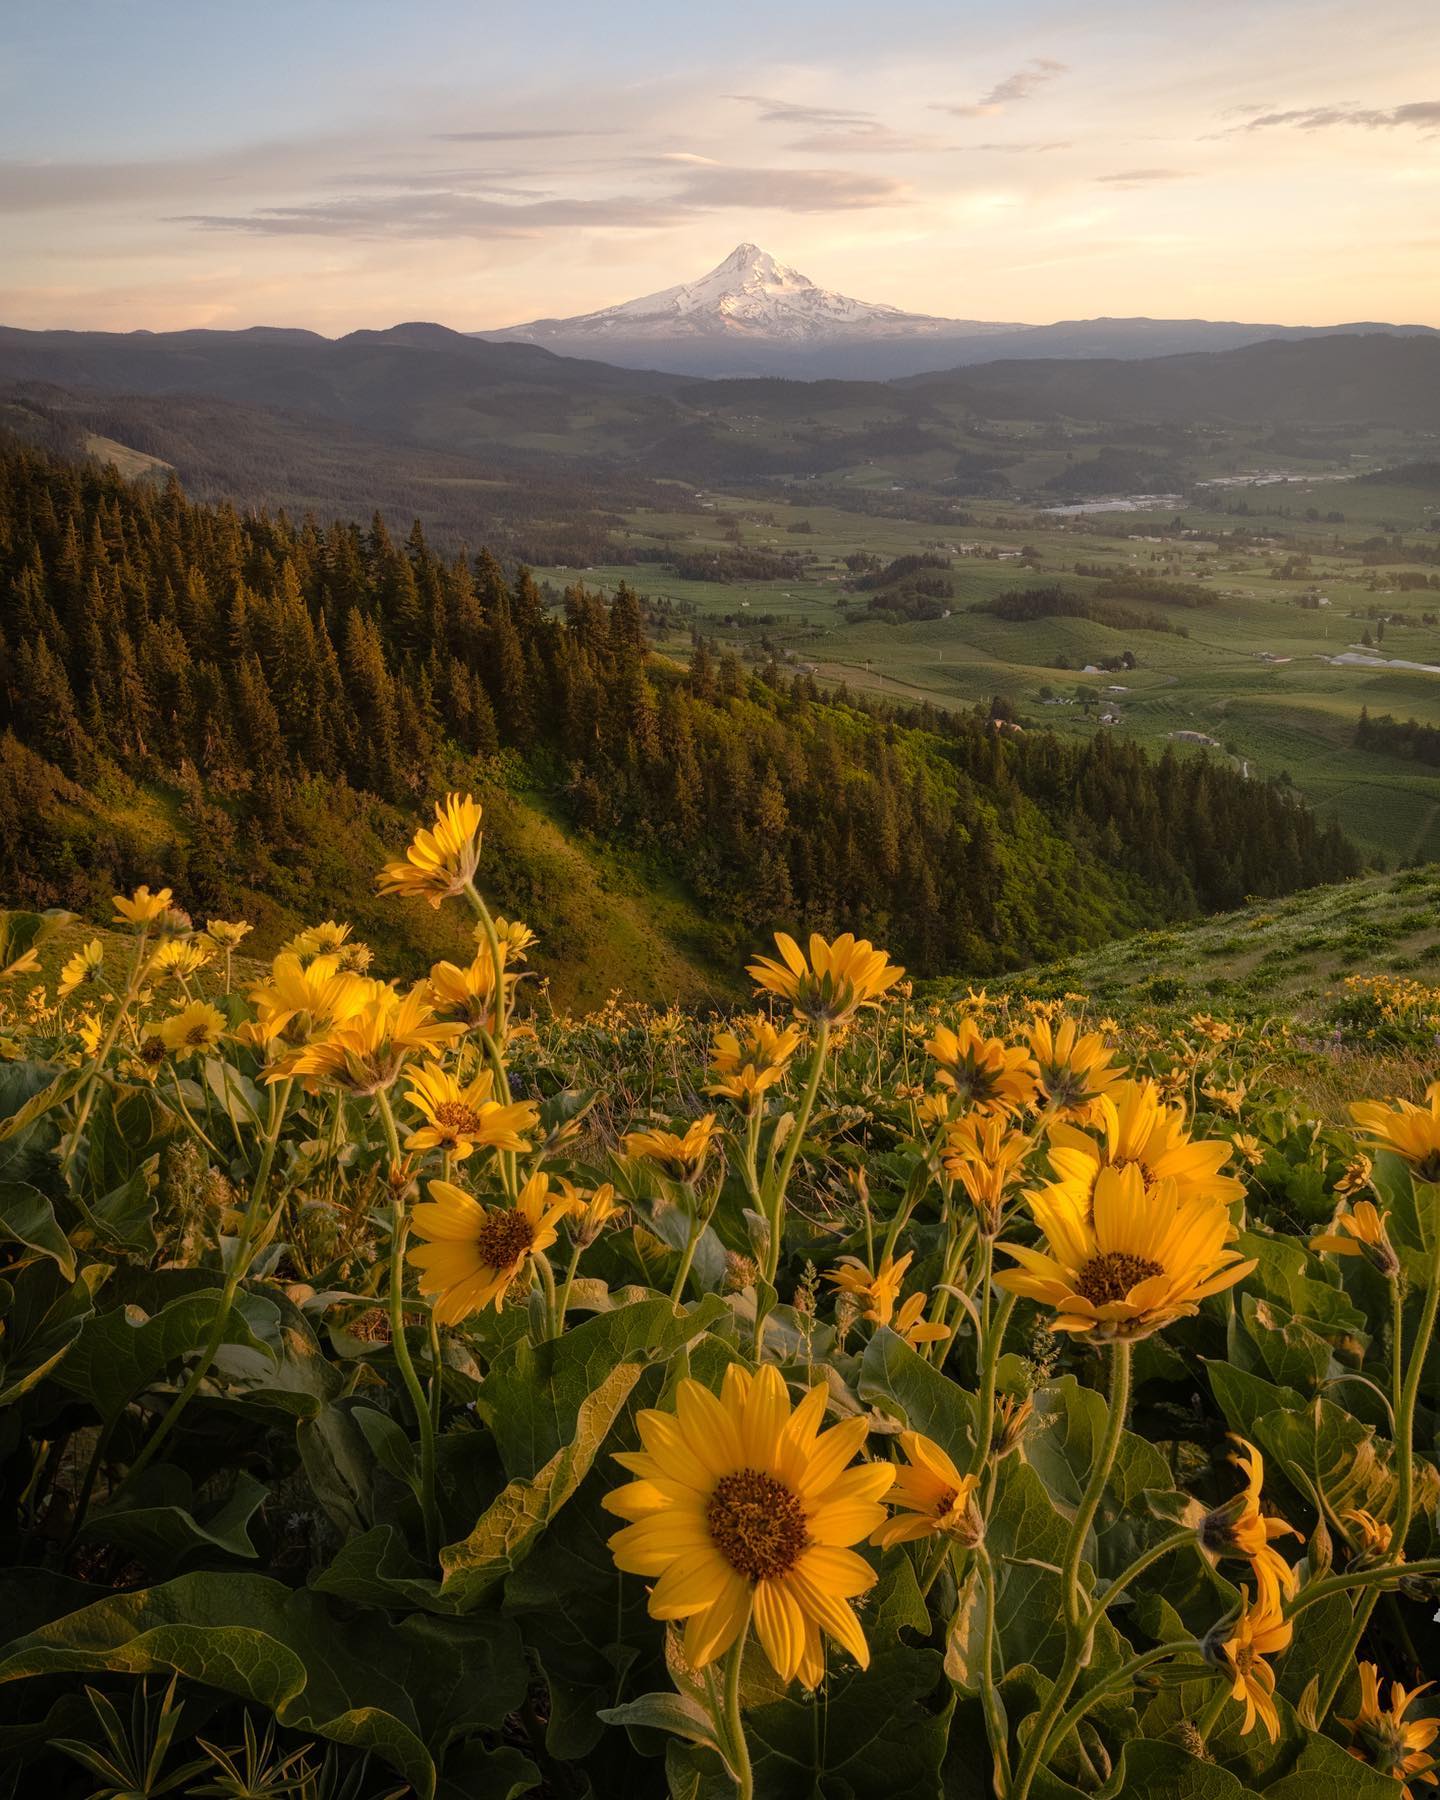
(1026, 1015), (1125, 1124)
(376, 793), (484, 909)
(58, 938), (104, 999)
(942, 1113), (1033, 1235)
(426, 947), (513, 1032)
(1212, 1583), (1292, 1743)
(1341, 1508), (1398, 1566)
(894, 1291), (949, 1349)
(995, 1164), (1255, 1341)
(570, 1182), (624, 1247)
(267, 984), (462, 1092)
(204, 919), (252, 951)
(1351, 1087), (1440, 1184)
(1198, 1436), (1299, 1600)
(871, 1432), (981, 1550)
(247, 952), (373, 1044)
(826, 1249), (915, 1329)
(283, 919), (374, 973)
(1047, 1079), (1246, 1219)
(747, 931), (903, 1025)
(402, 1060), (538, 1160)
(147, 938), (213, 981)
(623, 1114), (720, 1185)
(1340, 1664), (1438, 1796)
(157, 999), (227, 1057)
(1336, 1152), (1375, 1199)
(113, 885), (174, 927)
(706, 1015), (803, 1107)
(603, 1363), (894, 1686)
(408, 1172), (569, 1323)
(486, 916), (538, 960)
(1231, 1132), (1265, 1168)
(1311, 1200), (1400, 1277)
(926, 1020), (1039, 1118)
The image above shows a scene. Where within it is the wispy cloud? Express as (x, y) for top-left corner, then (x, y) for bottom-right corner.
(176, 162), (907, 240)
(937, 59), (1067, 119)
(435, 128), (622, 142)
(1096, 167), (1190, 185)
(971, 139), (1072, 153)
(726, 94), (874, 128)
(1236, 99), (1440, 133)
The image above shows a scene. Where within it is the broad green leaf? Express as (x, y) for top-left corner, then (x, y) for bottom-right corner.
(78, 1469), (267, 1575)
(439, 1356), (641, 1606)
(0, 1180), (75, 1281)
(0, 1573), (524, 1800)
(1113, 1738), (1260, 1798)
(0, 1261), (106, 1405)
(858, 1324), (976, 1463)
(309, 1525), (442, 1611)
(597, 1692), (726, 1757)
(355, 1404), (420, 1490)
(0, 1065), (86, 1144)
(53, 1287), (279, 1424)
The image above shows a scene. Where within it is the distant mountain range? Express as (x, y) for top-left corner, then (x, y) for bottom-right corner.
(472, 242), (1438, 379)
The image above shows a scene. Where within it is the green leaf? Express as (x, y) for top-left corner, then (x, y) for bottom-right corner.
(0, 1260), (106, 1405)
(0, 1065), (86, 1144)
(1113, 1738), (1260, 1798)
(309, 1525), (442, 1612)
(78, 1469), (268, 1575)
(858, 1324), (976, 1463)
(0, 1180), (75, 1281)
(355, 1404), (420, 1491)
(53, 1287), (279, 1424)
(0, 1573), (525, 1800)
(597, 1692), (726, 1757)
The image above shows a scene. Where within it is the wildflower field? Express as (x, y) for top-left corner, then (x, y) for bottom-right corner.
(0, 796), (1438, 1800)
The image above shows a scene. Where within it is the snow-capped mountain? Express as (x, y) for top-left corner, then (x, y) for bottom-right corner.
(475, 244), (1021, 377)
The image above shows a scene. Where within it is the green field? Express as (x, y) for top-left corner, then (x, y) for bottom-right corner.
(537, 468), (1440, 865)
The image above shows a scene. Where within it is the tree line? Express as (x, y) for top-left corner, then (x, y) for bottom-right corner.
(0, 445), (1358, 975)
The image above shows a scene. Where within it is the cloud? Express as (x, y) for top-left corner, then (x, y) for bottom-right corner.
(786, 123), (949, 153)
(434, 128), (622, 142)
(1096, 167), (1191, 185)
(1237, 100), (1440, 133)
(971, 139), (1072, 153)
(937, 59), (1067, 119)
(177, 164), (907, 240)
(727, 94), (874, 128)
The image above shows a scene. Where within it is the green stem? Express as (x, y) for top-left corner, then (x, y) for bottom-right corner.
(63, 928), (150, 1175)
(375, 1085), (440, 1563)
(1081, 1529), (1196, 1635)
(1038, 1641), (1203, 1770)
(670, 1203), (705, 1306)
(463, 879), (509, 1042)
(977, 1546), (1012, 1794)
(720, 1609), (755, 1800)
(535, 1250), (559, 1341)
(1009, 1340), (1133, 1800)
(1287, 1555), (1440, 1616)
(555, 1239), (584, 1330)
(1312, 1211), (1440, 1723)
(967, 1282), (1016, 1479)
(762, 1020), (830, 1287)
(116, 1076), (293, 1493)
(1195, 1677), (1231, 1745)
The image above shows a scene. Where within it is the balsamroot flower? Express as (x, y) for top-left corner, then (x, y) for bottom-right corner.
(826, 1250), (915, 1329)
(995, 1164), (1255, 1341)
(204, 919), (252, 951)
(1310, 1199), (1400, 1277)
(158, 1000), (227, 1057)
(1198, 1436), (1299, 1599)
(58, 938), (104, 999)
(402, 1060), (538, 1160)
(113, 885), (174, 926)
(706, 1015), (803, 1107)
(247, 952), (373, 1044)
(1341, 1508), (1397, 1566)
(603, 1364), (894, 1686)
(623, 1114), (719, 1185)
(408, 1173), (569, 1323)
(1212, 1583), (1292, 1742)
(147, 938), (213, 981)
(926, 1020), (1038, 1117)
(1025, 1014), (1125, 1124)
(1340, 1664), (1438, 1795)
(427, 948), (513, 1031)
(267, 984), (462, 1092)
(376, 792), (484, 908)
(570, 1182), (624, 1246)
(1350, 1086), (1440, 1184)
(871, 1432), (981, 1550)
(942, 1113), (1032, 1235)
(1047, 1079), (1246, 1217)
(284, 920), (373, 972)
(747, 931), (903, 1025)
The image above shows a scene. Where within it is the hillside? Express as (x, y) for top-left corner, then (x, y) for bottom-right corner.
(988, 862), (1440, 1016)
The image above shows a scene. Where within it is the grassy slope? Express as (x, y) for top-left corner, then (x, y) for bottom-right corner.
(979, 864), (1440, 1017)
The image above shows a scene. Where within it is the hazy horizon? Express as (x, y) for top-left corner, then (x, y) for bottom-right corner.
(3, 0), (1438, 337)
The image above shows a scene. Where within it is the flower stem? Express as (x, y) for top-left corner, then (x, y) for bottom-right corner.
(1009, 1340), (1133, 1800)
(555, 1239), (583, 1331)
(720, 1611), (755, 1800)
(762, 1019), (830, 1288)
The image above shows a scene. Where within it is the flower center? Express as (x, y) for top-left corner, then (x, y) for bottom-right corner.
(934, 1485), (960, 1524)
(1110, 1155), (1157, 1189)
(141, 1037), (167, 1063)
(1415, 1148), (1440, 1184)
(474, 1207), (536, 1270)
(706, 1469), (810, 1580)
(186, 1023), (213, 1046)
(1075, 1251), (1165, 1306)
(434, 1099), (485, 1136)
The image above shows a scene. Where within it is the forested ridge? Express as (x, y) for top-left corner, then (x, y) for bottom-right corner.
(0, 444), (1358, 978)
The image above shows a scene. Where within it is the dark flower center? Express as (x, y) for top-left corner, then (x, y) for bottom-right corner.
(434, 1100), (485, 1136)
(474, 1208), (535, 1270)
(186, 1023), (213, 1046)
(1075, 1251), (1165, 1306)
(141, 1037), (167, 1063)
(707, 1469), (810, 1580)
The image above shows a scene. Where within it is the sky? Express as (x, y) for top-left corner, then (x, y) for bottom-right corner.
(2, 0), (1438, 335)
